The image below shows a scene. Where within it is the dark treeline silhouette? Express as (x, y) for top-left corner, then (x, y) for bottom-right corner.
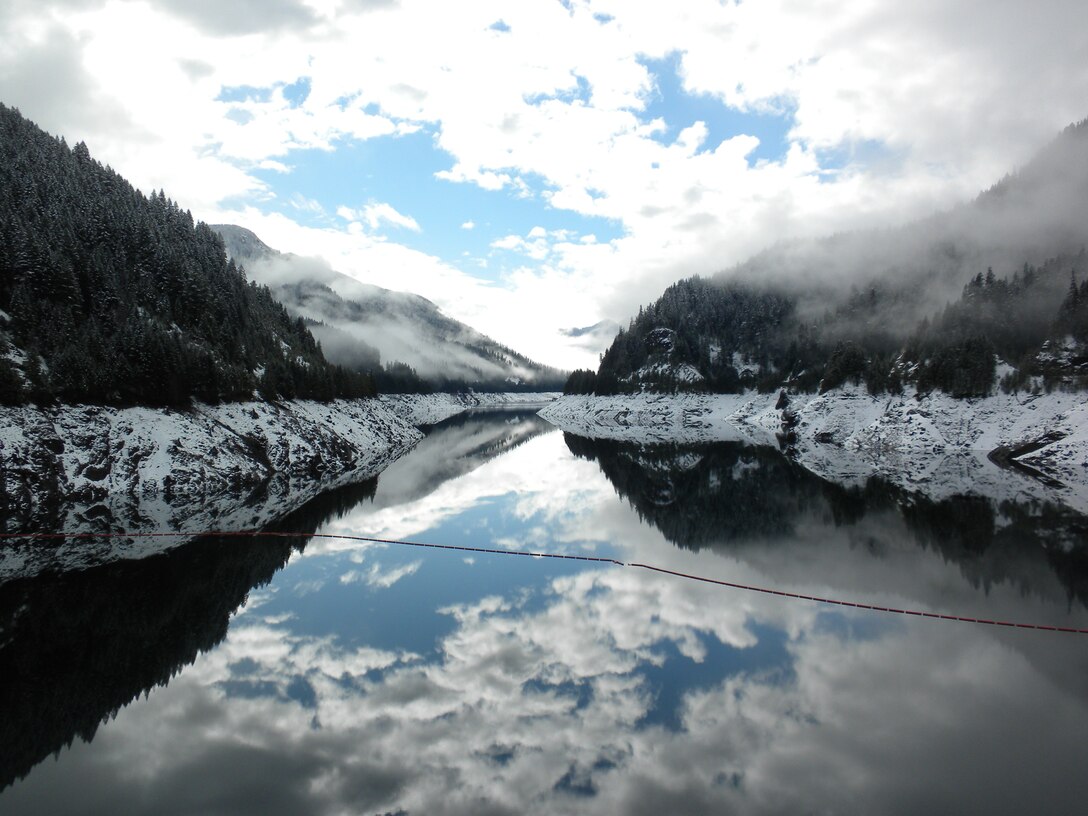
(0, 104), (375, 407)
(564, 433), (817, 541)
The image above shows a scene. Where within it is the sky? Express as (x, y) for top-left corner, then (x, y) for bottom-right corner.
(1, 0), (1087, 371)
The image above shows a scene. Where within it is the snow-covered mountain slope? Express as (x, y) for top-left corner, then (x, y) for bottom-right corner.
(539, 389), (1088, 513)
(212, 225), (564, 389)
(0, 399), (422, 577)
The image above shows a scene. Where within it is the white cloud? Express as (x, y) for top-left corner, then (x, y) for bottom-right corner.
(342, 559), (423, 588)
(313, 431), (612, 550)
(435, 164), (511, 191)
(460, 220), (475, 230)
(490, 234), (523, 251)
(3, 0), (1086, 368)
(338, 201), (422, 233)
(289, 192), (325, 215)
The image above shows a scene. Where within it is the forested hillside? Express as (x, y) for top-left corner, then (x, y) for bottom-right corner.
(0, 104), (374, 406)
(570, 119), (1088, 399)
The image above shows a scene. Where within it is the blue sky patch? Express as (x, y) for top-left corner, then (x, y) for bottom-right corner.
(639, 52), (793, 165)
(635, 623), (793, 732)
(812, 609), (898, 641)
(216, 84), (274, 104)
(525, 74), (592, 107)
(252, 485), (612, 658)
(282, 77), (312, 108)
(248, 127), (623, 282)
(522, 677), (594, 710)
(225, 107), (254, 125)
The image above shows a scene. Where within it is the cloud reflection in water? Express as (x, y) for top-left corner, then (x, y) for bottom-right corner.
(4, 417), (1088, 815)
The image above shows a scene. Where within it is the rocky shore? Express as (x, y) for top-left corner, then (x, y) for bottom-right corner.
(0, 392), (561, 578)
(0, 398), (421, 576)
(539, 387), (1088, 515)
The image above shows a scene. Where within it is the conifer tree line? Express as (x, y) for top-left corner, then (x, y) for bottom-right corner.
(567, 255), (1088, 398)
(0, 104), (376, 407)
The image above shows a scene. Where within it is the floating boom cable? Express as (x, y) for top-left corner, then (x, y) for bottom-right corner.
(5, 530), (1088, 634)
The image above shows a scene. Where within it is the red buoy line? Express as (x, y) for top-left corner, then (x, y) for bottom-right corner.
(5, 529), (1088, 635)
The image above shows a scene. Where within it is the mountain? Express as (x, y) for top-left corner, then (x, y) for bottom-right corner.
(0, 104), (374, 406)
(560, 319), (622, 360)
(574, 118), (1088, 398)
(561, 321), (620, 339)
(212, 225), (567, 393)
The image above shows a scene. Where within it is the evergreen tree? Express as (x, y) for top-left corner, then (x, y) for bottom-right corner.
(0, 104), (378, 406)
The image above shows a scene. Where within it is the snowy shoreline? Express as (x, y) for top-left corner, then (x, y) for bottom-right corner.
(0, 392), (559, 578)
(1, 398), (423, 578)
(540, 388), (1088, 513)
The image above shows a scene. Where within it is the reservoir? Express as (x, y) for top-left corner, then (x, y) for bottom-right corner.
(2, 405), (1088, 815)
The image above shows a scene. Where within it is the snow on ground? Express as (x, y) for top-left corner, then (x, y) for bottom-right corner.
(630, 361), (705, 384)
(539, 387), (1088, 513)
(381, 392), (560, 427)
(0, 392), (561, 578)
(0, 398), (423, 578)
(998, 397), (1088, 485)
(731, 351), (763, 379)
(539, 392), (779, 445)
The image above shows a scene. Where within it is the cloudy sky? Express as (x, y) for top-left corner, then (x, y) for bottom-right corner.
(2, 0), (1086, 369)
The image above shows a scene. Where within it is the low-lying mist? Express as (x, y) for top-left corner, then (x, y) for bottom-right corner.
(212, 225), (560, 388)
(721, 119), (1088, 338)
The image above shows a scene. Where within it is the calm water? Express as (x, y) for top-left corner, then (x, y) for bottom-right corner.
(3, 406), (1088, 815)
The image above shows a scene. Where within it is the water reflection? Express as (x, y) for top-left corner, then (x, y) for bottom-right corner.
(565, 433), (1088, 614)
(3, 411), (1088, 814)
(369, 406), (556, 511)
(0, 524), (316, 792)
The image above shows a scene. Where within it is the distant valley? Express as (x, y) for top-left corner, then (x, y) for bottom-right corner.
(213, 225), (566, 393)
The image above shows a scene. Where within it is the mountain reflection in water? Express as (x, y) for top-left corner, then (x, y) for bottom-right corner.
(564, 433), (1088, 611)
(2, 408), (1088, 815)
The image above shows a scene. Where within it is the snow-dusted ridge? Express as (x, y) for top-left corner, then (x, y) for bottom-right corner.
(539, 388), (1088, 514)
(0, 398), (422, 578)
